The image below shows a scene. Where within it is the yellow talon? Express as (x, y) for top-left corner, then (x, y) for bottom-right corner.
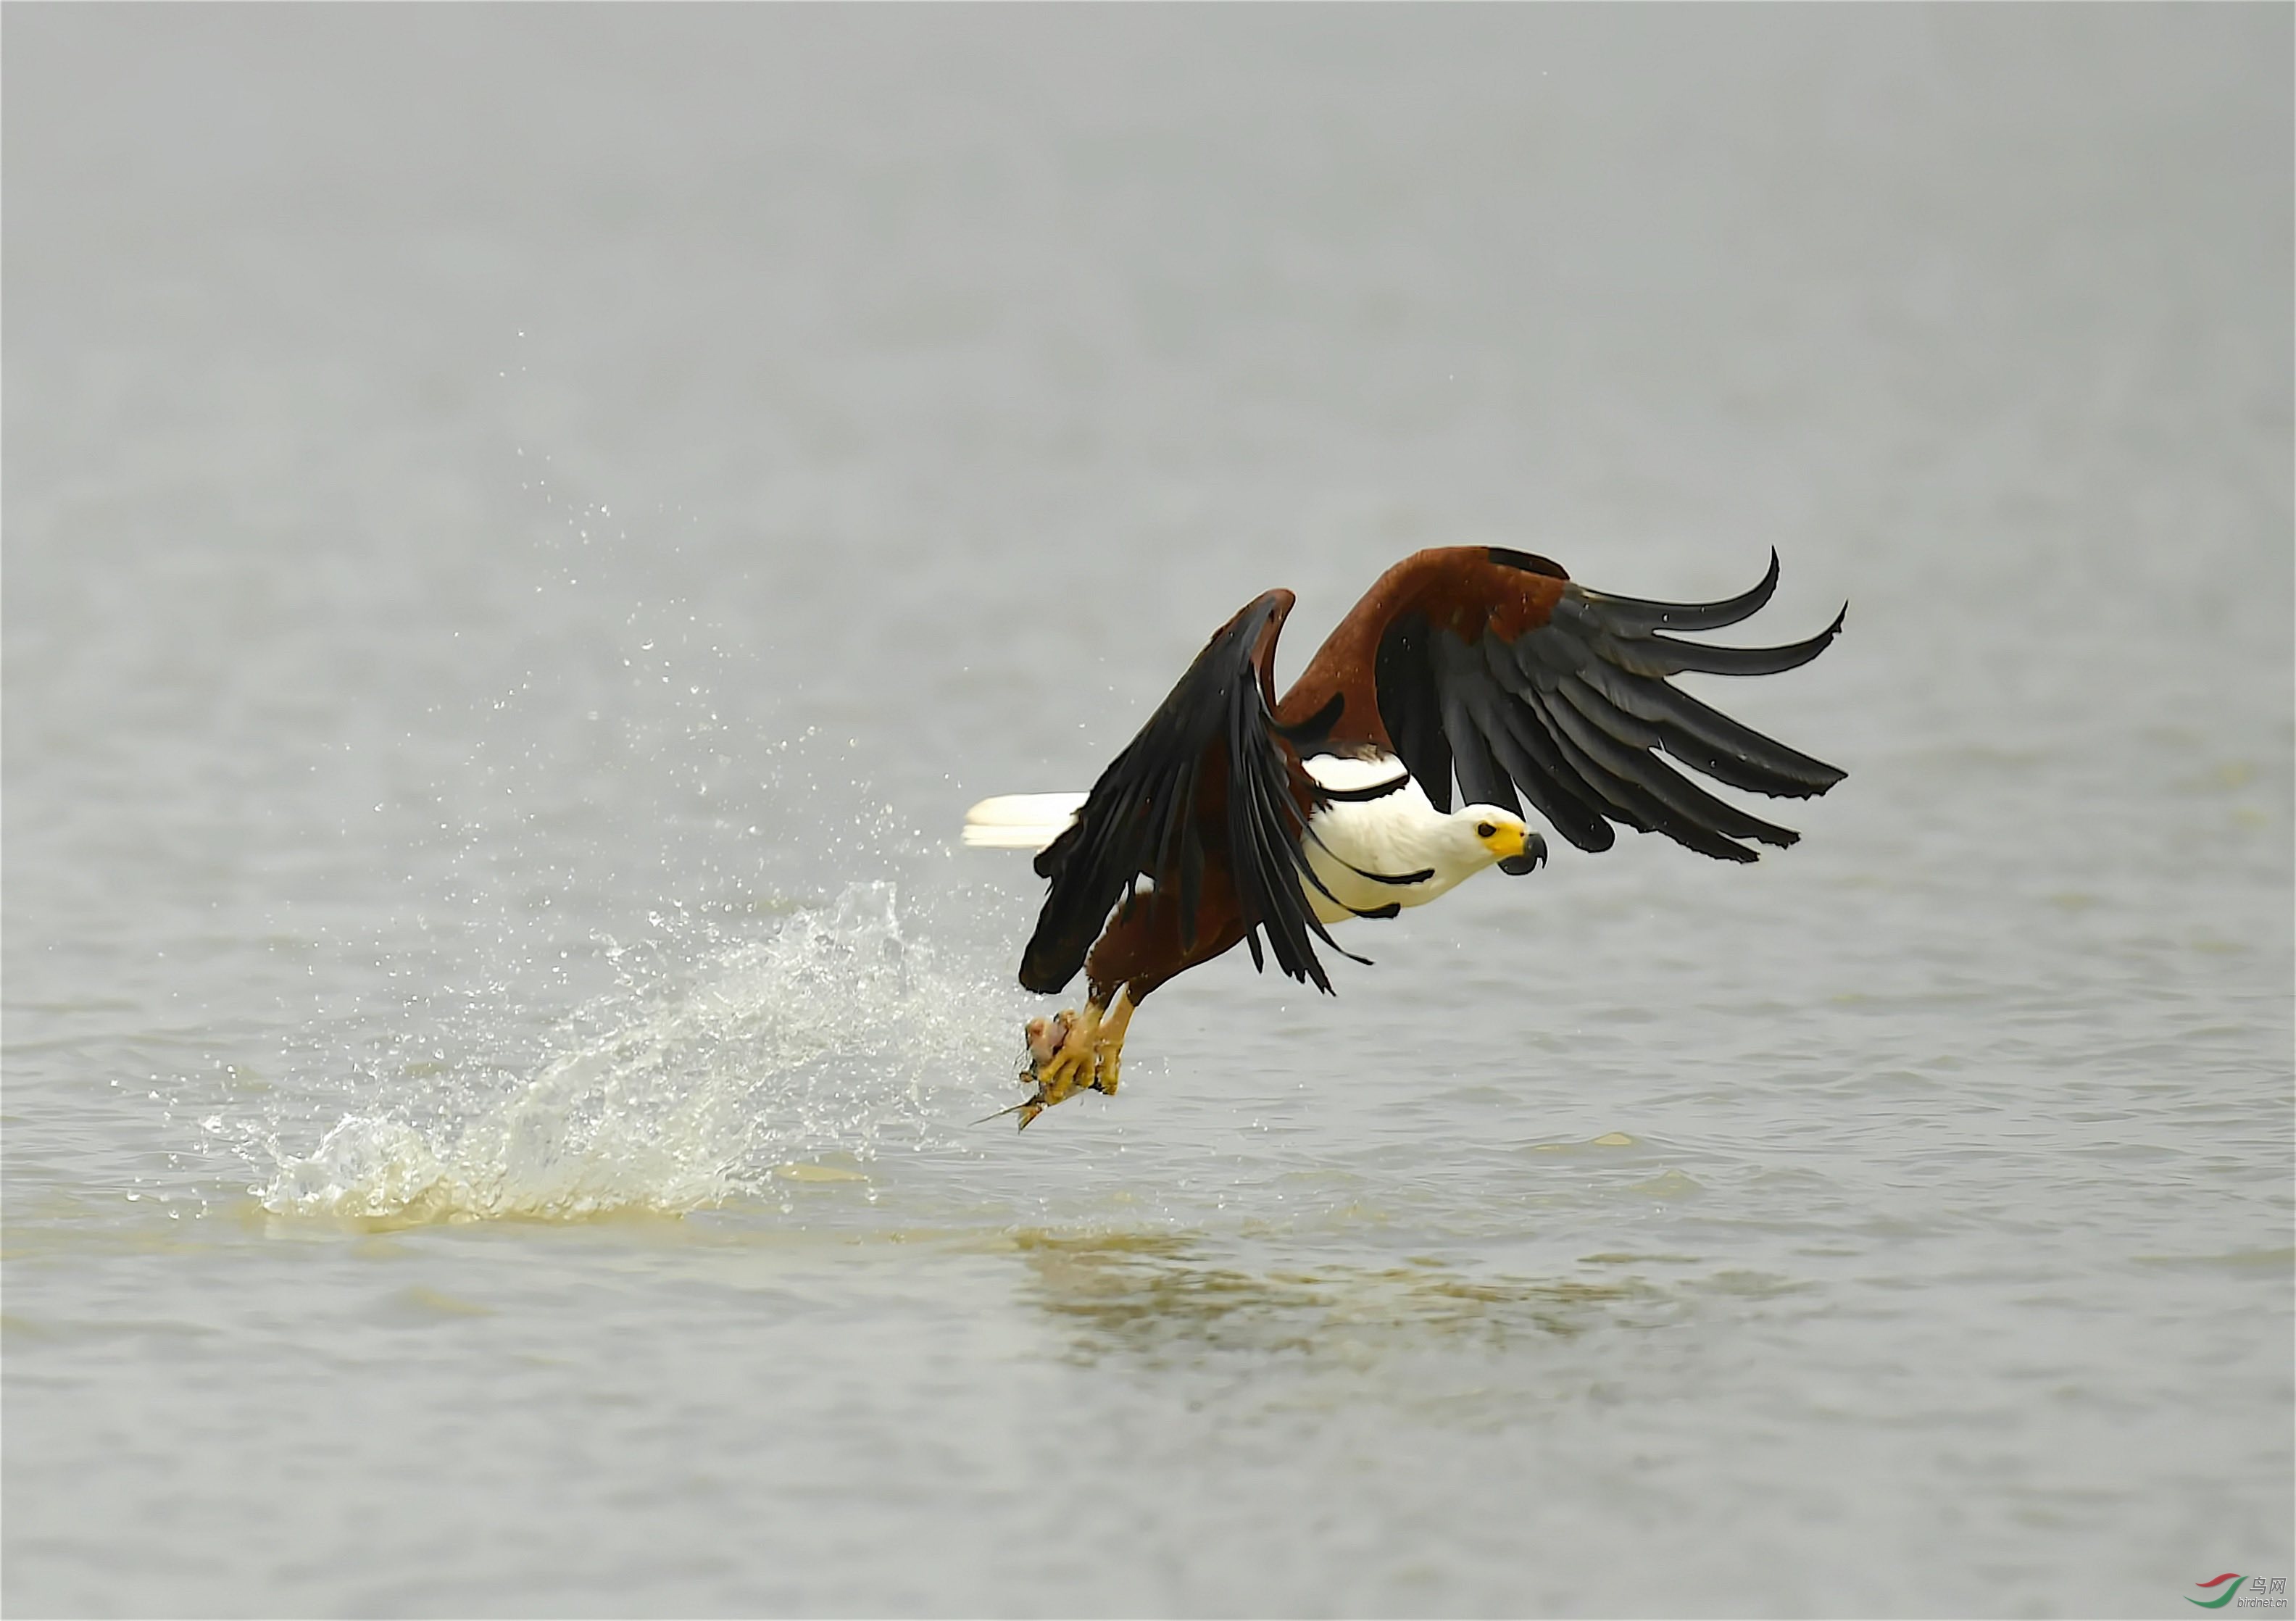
(1035, 1044), (1097, 1107)
(1001, 991), (1137, 1127)
(1090, 990), (1134, 1096)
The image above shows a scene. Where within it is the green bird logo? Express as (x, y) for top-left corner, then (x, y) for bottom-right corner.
(2189, 1575), (2245, 1609)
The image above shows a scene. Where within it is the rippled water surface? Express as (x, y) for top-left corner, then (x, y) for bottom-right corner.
(6, 9), (2290, 1616)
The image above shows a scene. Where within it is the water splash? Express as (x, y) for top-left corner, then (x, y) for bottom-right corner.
(251, 883), (1019, 1224)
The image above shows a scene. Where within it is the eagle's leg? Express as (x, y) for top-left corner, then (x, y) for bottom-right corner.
(1007, 874), (1241, 1129)
(1089, 988), (1136, 1096)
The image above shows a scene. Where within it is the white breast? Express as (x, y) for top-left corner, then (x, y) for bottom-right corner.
(1297, 755), (1482, 925)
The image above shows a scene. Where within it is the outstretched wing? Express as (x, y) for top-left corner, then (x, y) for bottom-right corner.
(1021, 590), (1368, 999)
(1278, 547), (1846, 864)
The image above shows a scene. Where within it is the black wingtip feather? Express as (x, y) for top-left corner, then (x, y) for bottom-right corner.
(1547, 681), (1805, 851)
(1636, 607), (1844, 678)
(1574, 550), (1782, 633)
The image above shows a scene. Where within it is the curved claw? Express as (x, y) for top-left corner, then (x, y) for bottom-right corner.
(1031, 1040), (1100, 1110)
(992, 993), (1136, 1130)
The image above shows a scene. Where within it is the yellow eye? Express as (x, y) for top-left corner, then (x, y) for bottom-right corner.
(1476, 821), (1497, 840)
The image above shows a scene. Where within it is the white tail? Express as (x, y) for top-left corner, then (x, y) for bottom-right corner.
(962, 792), (1089, 851)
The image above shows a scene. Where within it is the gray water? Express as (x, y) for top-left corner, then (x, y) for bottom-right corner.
(5, 8), (2290, 1617)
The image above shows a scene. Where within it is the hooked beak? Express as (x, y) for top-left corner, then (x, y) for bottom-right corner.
(1497, 830), (1548, 877)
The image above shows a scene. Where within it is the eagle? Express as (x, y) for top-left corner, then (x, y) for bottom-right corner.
(963, 546), (1844, 1127)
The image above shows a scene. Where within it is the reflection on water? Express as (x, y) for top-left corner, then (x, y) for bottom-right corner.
(1002, 1228), (1664, 1367)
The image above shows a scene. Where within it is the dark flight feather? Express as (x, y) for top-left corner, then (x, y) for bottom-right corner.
(1370, 556), (1845, 860)
(1021, 592), (1370, 998)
